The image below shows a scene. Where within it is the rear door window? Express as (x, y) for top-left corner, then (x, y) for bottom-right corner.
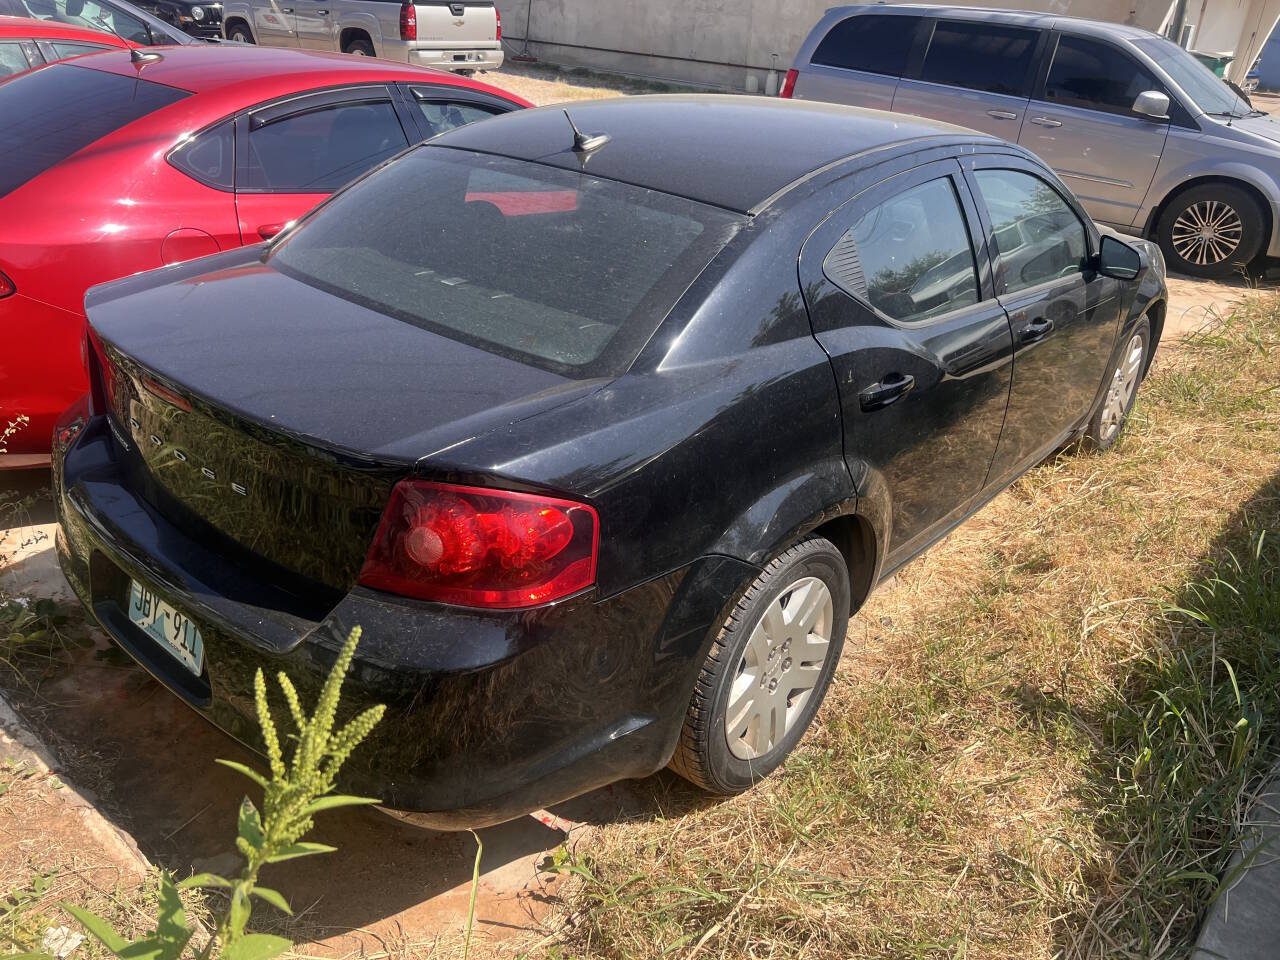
(0, 63), (188, 198)
(169, 120), (234, 189)
(0, 41), (31, 77)
(270, 147), (744, 377)
(1044, 35), (1165, 114)
(920, 20), (1040, 96)
(810, 13), (918, 76)
(243, 100), (410, 193)
(826, 177), (979, 324)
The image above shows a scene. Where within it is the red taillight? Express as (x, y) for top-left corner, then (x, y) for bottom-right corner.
(358, 481), (599, 609)
(495, 7), (501, 41)
(0, 269), (14, 299)
(399, 1), (416, 41)
(779, 68), (798, 99)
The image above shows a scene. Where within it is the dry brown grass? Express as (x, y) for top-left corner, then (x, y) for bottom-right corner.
(517, 300), (1280, 959)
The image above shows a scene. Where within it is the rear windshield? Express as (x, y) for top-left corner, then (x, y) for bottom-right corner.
(269, 147), (744, 377)
(0, 63), (188, 198)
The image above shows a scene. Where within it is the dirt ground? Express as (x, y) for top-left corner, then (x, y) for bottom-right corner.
(0, 62), (1276, 958)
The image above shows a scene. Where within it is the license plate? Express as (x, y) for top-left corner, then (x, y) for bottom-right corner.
(127, 580), (204, 675)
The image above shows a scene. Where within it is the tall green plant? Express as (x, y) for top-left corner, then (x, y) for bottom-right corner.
(65, 626), (385, 960)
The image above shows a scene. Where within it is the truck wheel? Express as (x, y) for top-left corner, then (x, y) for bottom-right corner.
(1156, 183), (1265, 280)
(226, 22), (253, 43)
(343, 37), (374, 56)
(669, 537), (850, 794)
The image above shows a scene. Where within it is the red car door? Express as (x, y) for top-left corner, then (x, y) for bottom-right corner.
(234, 87), (414, 243)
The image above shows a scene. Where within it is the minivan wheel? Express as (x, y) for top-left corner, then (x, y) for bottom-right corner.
(226, 22), (253, 43)
(1157, 184), (1264, 280)
(669, 537), (850, 795)
(344, 37), (374, 55)
(1083, 316), (1151, 452)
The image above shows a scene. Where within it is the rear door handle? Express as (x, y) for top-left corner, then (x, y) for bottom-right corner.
(987, 110), (1018, 120)
(1020, 316), (1055, 344)
(1030, 116), (1062, 128)
(859, 372), (916, 412)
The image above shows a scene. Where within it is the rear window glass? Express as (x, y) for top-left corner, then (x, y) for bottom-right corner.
(810, 14), (918, 77)
(0, 63), (188, 198)
(270, 147), (744, 377)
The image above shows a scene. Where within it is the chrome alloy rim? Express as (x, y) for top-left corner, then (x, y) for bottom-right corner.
(725, 576), (834, 761)
(1099, 333), (1145, 442)
(1171, 200), (1243, 266)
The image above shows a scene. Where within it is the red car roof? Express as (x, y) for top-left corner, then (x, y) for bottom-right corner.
(70, 43), (530, 105)
(0, 14), (131, 45)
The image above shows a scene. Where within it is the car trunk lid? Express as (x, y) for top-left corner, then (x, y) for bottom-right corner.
(85, 250), (601, 590)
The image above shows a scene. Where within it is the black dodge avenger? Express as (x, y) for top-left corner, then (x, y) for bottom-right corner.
(54, 96), (1167, 827)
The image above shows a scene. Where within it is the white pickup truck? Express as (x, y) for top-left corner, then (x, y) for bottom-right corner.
(220, 0), (501, 71)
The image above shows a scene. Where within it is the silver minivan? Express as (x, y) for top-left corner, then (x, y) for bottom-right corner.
(221, 0), (501, 72)
(785, 4), (1280, 279)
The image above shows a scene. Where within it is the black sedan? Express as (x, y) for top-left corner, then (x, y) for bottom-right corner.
(53, 96), (1167, 828)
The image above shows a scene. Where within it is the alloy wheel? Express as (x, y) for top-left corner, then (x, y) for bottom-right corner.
(1170, 199), (1243, 266)
(1098, 333), (1145, 442)
(725, 576), (834, 760)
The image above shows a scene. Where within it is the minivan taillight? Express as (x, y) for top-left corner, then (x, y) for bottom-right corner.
(779, 68), (798, 99)
(399, 1), (416, 41)
(495, 6), (501, 41)
(0, 269), (13, 299)
(358, 480), (599, 609)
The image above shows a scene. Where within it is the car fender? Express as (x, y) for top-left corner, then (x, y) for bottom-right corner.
(1142, 154), (1280, 236)
(220, 0), (251, 29)
(337, 10), (384, 49)
(705, 456), (858, 567)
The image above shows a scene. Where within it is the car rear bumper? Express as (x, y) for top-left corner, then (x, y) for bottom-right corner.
(54, 411), (751, 827)
(398, 41), (503, 70)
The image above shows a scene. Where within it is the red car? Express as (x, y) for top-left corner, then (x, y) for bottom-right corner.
(0, 44), (528, 465)
(0, 14), (133, 78)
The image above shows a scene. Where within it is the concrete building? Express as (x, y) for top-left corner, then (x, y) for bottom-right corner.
(496, 0), (1280, 90)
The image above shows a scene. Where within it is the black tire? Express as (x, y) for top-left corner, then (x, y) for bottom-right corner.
(669, 537), (851, 794)
(1083, 315), (1151, 452)
(343, 36), (374, 56)
(225, 21), (253, 43)
(1156, 183), (1265, 280)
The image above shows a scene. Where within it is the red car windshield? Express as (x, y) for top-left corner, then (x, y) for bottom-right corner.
(270, 146), (745, 378)
(0, 63), (188, 198)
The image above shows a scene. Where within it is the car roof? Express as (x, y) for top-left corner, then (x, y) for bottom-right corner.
(432, 95), (998, 214)
(67, 43), (524, 101)
(826, 4), (1157, 41)
(0, 14), (128, 44)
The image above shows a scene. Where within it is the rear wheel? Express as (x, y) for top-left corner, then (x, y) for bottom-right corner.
(225, 21), (253, 43)
(1156, 183), (1264, 280)
(669, 537), (850, 794)
(343, 36), (374, 55)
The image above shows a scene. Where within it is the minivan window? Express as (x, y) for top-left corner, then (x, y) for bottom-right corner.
(810, 13), (918, 77)
(920, 20), (1039, 97)
(1045, 35), (1163, 114)
(1132, 35), (1252, 117)
(270, 148), (745, 377)
(0, 63), (188, 199)
(974, 169), (1087, 293)
(839, 177), (979, 324)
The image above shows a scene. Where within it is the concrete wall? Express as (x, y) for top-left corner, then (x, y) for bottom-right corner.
(497, 0), (1175, 90)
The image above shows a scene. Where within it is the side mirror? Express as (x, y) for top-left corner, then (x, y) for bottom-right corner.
(1132, 90), (1171, 120)
(1096, 234), (1142, 280)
